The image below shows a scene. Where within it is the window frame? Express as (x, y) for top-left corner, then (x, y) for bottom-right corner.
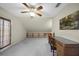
(0, 17), (11, 49)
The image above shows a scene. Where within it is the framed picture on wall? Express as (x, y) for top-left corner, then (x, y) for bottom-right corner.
(60, 10), (79, 30)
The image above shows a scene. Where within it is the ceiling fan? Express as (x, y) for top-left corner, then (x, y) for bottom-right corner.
(55, 3), (61, 7)
(21, 3), (43, 17)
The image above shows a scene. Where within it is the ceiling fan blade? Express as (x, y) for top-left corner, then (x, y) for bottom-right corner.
(55, 3), (61, 7)
(37, 6), (43, 10)
(22, 3), (30, 8)
(36, 12), (42, 16)
(21, 11), (29, 13)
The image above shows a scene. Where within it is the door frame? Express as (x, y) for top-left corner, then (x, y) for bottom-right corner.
(0, 17), (11, 49)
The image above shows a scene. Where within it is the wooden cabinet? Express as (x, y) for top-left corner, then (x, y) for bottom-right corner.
(54, 37), (79, 56)
(56, 42), (64, 55)
(26, 32), (49, 38)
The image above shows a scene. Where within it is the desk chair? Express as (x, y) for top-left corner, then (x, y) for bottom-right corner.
(48, 33), (56, 56)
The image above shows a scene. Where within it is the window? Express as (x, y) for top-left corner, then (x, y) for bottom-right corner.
(0, 17), (11, 49)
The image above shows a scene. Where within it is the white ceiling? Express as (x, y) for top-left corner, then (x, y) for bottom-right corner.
(0, 3), (67, 18)
(0, 3), (68, 32)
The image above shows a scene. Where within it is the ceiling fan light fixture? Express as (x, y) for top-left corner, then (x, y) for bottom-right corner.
(22, 3), (43, 17)
(29, 12), (35, 17)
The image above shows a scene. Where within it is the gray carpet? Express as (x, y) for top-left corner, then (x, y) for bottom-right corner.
(0, 38), (53, 56)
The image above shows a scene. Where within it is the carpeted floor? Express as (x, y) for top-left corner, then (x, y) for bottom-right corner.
(0, 38), (53, 56)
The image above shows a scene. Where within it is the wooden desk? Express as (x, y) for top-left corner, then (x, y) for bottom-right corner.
(54, 37), (79, 56)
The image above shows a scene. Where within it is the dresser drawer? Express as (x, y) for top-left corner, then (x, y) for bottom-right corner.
(55, 36), (79, 56)
(56, 43), (64, 56)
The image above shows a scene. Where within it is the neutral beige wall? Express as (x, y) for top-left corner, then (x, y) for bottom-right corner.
(53, 3), (79, 42)
(20, 17), (53, 32)
(0, 7), (26, 49)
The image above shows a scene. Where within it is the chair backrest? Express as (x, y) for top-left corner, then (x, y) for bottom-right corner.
(48, 33), (56, 48)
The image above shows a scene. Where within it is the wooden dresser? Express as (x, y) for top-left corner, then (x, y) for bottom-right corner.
(54, 36), (79, 56)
